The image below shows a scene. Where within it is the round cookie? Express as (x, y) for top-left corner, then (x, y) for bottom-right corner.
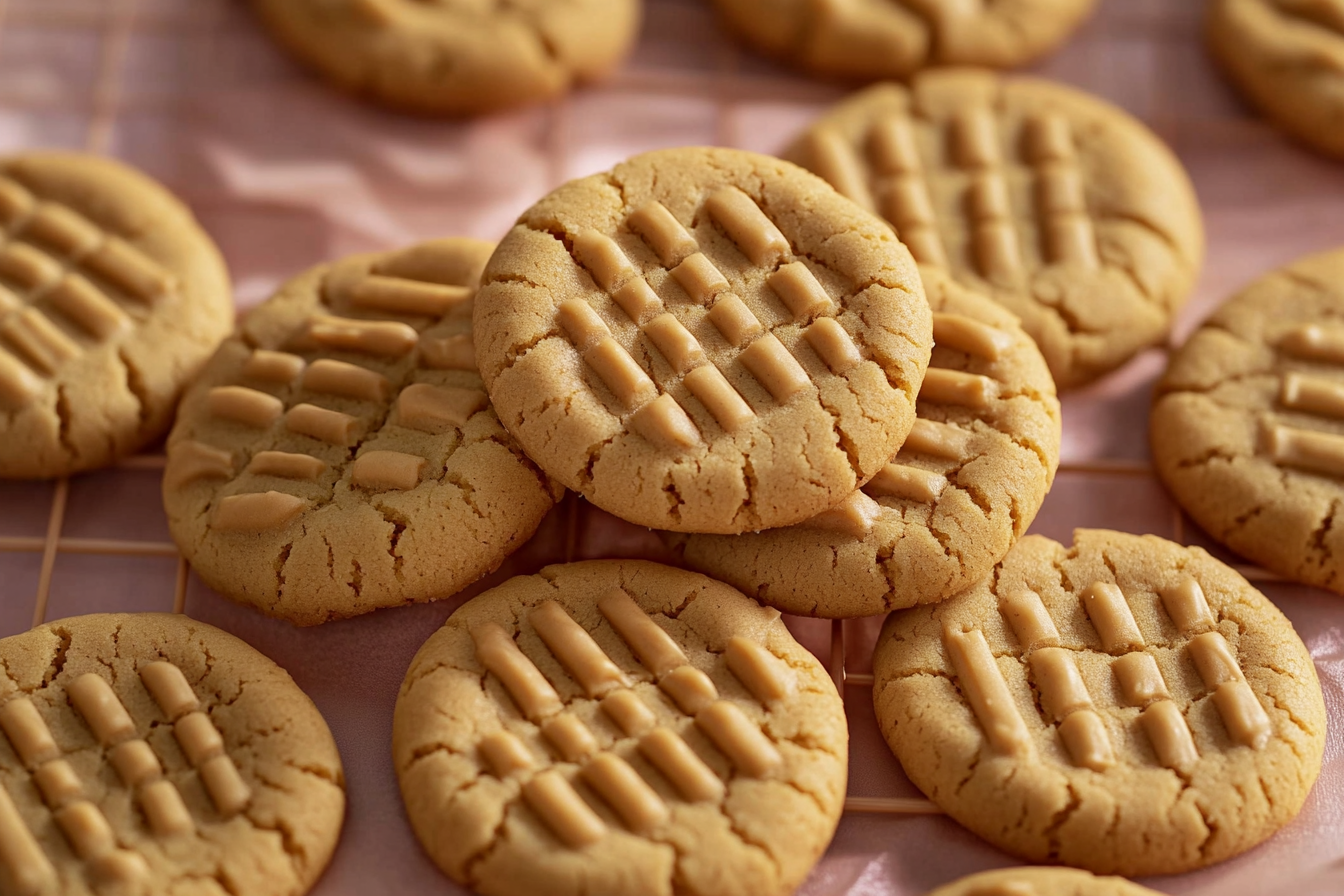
(164, 238), (561, 626)
(0, 152), (232, 479)
(0, 613), (345, 896)
(249, 0), (640, 116)
(1208, 0), (1344, 159)
(668, 270), (1060, 618)
(784, 70), (1205, 389)
(473, 146), (932, 533)
(873, 529), (1327, 876)
(712, 0), (1098, 82)
(927, 866), (1162, 896)
(1152, 248), (1344, 594)
(393, 559), (848, 896)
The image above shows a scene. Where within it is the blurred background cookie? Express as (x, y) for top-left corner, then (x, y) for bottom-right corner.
(474, 146), (932, 533)
(249, 0), (641, 116)
(1152, 247), (1344, 595)
(785, 70), (1205, 389)
(164, 238), (561, 626)
(668, 270), (1060, 618)
(926, 866), (1163, 896)
(1208, 0), (1344, 159)
(0, 153), (232, 479)
(712, 0), (1097, 81)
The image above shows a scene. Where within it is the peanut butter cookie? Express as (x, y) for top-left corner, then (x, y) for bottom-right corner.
(0, 612), (345, 896)
(1152, 247), (1344, 594)
(250, 0), (640, 116)
(393, 559), (848, 896)
(928, 866), (1162, 896)
(873, 529), (1326, 875)
(164, 238), (561, 626)
(0, 153), (231, 479)
(669, 270), (1060, 618)
(785, 71), (1204, 389)
(474, 146), (932, 533)
(713, 0), (1098, 81)
(1209, 0), (1344, 159)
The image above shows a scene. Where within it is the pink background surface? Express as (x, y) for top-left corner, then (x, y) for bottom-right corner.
(0, 1), (1341, 894)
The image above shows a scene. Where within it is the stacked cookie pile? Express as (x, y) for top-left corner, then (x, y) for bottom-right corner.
(0, 3), (1339, 896)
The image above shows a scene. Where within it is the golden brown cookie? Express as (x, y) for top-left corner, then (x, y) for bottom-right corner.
(473, 146), (932, 533)
(0, 153), (232, 479)
(249, 0), (640, 116)
(1208, 0), (1344, 159)
(927, 866), (1163, 896)
(668, 270), (1060, 618)
(1152, 248), (1344, 594)
(163, 238), (561, 626)
(713, 0), (1098, 81)
(873, 529), (1327, 876)
(784, 70), (1205, 389)
(393, 560), (848, 896)
(0, 613), (345, 896)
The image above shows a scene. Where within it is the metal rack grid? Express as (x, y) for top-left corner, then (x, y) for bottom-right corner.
(0, 1), (1340, 894)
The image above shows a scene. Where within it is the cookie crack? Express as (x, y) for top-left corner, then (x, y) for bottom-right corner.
(1307, 496), (1341, 578)
(818, 388), (864, 478)
(1264, 687), (1317, 744)
(952, 747), (982, 798)
(245, 767), (316, 878)
(1173, 443), (1240, 470)
(1224, 500), (1270, 540)
(117, 346), (151, 432)
(274, 539), (294, 602)
(579, 430), (617, 490)
(1044, 779), (1082, 860)
(1097, 210), (1192, 298)
(43, 626), (72, 687)
(463, 780), (514, 886)
(54, 383), (78, 461)
(1193, 795), (1217, 863)
(0, 656), (17, 688)
(1156, 368), (1269, 400)
(719, 801), (785, 882)
(372, 501), (410, 584)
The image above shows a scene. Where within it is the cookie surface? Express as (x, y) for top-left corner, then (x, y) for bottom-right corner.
(393, 559), (848, 896)
(1152, 248), (1344, 594)
(1208, 0), (1344, 159)
(669, 270), (1060, 618)
(250, 0), (640, 115)
(927, 866), (1162, 896)
(784, 70), (1204, 389)
(164, 238), (560, 626)
(0, 153), (232, 478)
(474, 147), (932, 533)
(713, 0), (1097, 81)
(0, 613), (345, 896)
(873, 529), (1326, 875)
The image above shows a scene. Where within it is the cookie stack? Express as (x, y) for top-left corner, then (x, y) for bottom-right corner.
(394, 145), (926, 895)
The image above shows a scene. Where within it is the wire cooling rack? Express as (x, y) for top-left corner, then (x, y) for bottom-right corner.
(0, 1), (1342, 894)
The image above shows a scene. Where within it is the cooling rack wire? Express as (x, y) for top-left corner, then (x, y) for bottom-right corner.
(0, 0), (1308, 843)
